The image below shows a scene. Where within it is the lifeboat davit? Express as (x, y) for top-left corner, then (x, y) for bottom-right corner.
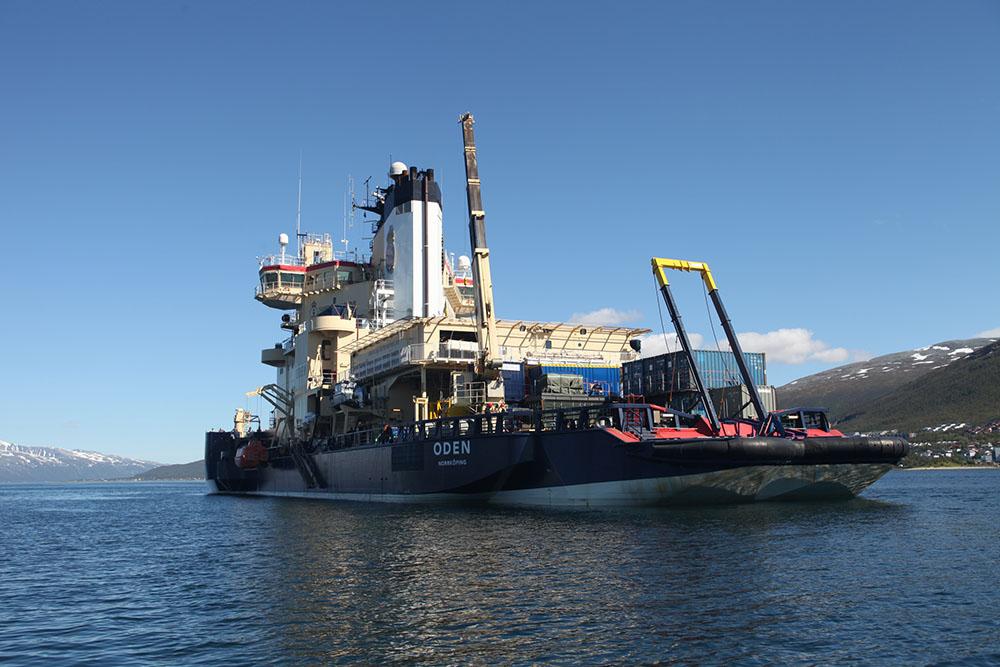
(235, 440), (269, 469)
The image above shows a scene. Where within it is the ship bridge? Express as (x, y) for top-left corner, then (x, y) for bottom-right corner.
(255, 233), (371, 309)
(256, 260), (306, 309)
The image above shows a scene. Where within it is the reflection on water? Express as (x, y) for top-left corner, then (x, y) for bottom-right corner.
(1, 472), (999, 665)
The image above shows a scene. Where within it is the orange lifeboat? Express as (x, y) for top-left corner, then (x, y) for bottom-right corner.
(235, 440), (269, 469)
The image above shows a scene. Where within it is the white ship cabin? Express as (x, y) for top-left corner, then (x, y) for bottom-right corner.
(255, 232), (370, 310)
(249, 162), (647, 439)
(341, 318), (647, 421)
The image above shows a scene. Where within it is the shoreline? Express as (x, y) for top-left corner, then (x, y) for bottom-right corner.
(901, 465), (999, 471)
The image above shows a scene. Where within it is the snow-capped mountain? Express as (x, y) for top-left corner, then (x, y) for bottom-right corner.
(778, 337), (997, 425)
(0, 440), (160, 482)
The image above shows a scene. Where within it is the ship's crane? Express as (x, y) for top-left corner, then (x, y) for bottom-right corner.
(651, 258), (769, 432)
(246, 384), (294, 438)
(460, 113), (501, 379)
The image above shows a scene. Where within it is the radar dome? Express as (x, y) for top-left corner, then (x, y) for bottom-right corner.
(457, 255), (472, 271)
(278, 233), (289, 246)
(389, 161), (408, 177)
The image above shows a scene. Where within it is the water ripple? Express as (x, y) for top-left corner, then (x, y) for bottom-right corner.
(2, 472), (999, 664)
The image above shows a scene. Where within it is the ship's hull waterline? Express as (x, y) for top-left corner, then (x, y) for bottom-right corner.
(206, 429), (905, 507)
(209, 463), (893, 507)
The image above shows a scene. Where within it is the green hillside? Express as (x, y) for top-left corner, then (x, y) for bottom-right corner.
(839, 341), (1000, 432)
(133, 460), (204, 480)
(778, 337), (991, 420)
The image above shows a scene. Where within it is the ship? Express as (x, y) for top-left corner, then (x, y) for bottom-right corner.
(205, 113), (908, 506)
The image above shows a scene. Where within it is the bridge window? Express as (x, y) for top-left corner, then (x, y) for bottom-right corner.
(441, 330), (477, 342)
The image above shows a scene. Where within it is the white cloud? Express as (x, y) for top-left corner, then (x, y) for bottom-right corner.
(848, 349), (875, 362)
(569, 307), (641, 326)
(976, 326), (1000, 338)
(638, 327), (865, 366)
(638, 331), (705, 357)
(734, 328), (854, 365)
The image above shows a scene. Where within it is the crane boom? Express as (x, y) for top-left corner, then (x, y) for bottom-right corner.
(460, 113), (500, 375)
(651, 258), (769, 425)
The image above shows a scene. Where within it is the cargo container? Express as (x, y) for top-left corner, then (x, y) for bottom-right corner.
(535, 373), (585, 395)
(709, 385), (777, 420)
(500, 362), (526, 404)
(622, 350), (766, 396)
(524, 363), (622, 397)
(660, 390), (704, 414)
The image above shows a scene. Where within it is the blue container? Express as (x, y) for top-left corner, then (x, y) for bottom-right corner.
(501, 364), (526, 403)
(692, 350), (767, 389)
(622, 350), (766, 396)
(535, 364), (622, 396)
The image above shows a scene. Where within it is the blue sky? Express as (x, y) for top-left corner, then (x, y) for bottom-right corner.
(1, 1), (998, 463)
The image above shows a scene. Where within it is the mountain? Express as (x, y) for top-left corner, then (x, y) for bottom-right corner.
(836, 341), (1000, 432)
(0, 440), (160, 483)
(778, 337), (1000, 431)
(778, 338), (991, 418)
(133, 460), (204, 481)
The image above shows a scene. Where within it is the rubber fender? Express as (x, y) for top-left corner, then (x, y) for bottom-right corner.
(731, 438), (804, 460)
(803, 436), (908, 463)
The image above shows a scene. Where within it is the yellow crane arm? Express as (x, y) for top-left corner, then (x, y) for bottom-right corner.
(649, 255), (768, 423)
(651, 258), (718, 292)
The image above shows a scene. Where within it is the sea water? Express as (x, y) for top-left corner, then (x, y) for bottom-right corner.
(1, 470), (998, 665)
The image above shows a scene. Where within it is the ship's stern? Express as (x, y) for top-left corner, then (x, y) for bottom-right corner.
(204, 431), (262, 494)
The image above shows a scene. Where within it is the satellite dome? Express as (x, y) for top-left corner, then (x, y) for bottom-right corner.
(457, 255), (472, 271)
(278, 233), (289, 246)
(389, 161), (408, 177)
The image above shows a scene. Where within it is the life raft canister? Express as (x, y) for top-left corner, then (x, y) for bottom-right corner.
(235, 439), (269, 469)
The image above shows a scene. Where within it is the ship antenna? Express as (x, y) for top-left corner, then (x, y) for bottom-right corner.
(342, 175), (354, 257)
(295, 151), (303, 258)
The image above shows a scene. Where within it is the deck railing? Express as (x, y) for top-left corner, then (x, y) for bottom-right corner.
(301, 403), (656, 455)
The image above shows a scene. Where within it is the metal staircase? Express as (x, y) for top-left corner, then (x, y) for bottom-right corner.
(247, 384), (326, 488)
(444, 278), (475, 316)
(289, 442), (326, 489)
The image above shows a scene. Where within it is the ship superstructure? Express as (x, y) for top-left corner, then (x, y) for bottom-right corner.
(251, 134), (643, 445)
(207, 114), (907, 506)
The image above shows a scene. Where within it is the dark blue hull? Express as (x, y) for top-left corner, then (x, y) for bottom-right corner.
(205, 429), (908, 506)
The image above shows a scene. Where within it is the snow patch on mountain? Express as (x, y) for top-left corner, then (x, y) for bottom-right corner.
(0, 440), (160, 482)
(785, 338), (992, 389)
(779, 337), (999, 428)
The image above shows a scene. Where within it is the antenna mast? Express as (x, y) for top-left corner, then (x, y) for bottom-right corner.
(295, 151), (303, 258)
(342, 175), (355, 257)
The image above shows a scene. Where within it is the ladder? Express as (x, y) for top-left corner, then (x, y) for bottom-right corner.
(289, 443), (326, 489)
